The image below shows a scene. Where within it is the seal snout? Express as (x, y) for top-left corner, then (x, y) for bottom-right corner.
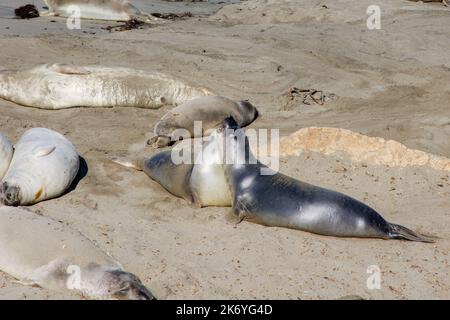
(106, 270), (156, 300)
(222, 116), (240, 131)
(0, 182), (21, 206)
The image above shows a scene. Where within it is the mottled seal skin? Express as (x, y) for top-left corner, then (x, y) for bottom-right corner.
(42, 0), (145, 21)
(148, 96), (259, 148)
(0, 64), (212, 110)
(0, 206), (155, 300)
(216, 117), (433, 242)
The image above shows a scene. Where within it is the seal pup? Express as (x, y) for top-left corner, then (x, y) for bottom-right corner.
(214, 117), (433, 242)
(0, 132), (13, 179)
(148, 95), (258, 148)
(0, 207), (155, 300)
(0, 64), (212, 110)
(0, 128), (80, 206)
(112, 137), (232, 207)
(41, 0), (152, 21)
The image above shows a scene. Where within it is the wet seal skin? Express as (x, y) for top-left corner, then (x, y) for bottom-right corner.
(217, 116), (434, 242)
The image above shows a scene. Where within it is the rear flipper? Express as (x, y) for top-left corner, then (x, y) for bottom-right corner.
(388, 223), (435, 243)
(110, 156), (144, 171)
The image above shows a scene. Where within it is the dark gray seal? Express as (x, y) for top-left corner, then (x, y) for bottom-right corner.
(216, 117), (433, 242)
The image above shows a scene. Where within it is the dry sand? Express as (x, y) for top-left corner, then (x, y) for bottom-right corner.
(0, 0), (449, 299)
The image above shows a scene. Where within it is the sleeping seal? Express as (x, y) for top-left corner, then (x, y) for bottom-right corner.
(112, 137), (232, 207)
(0, 64), (212, 110)
(215, 117), (433, 242)
(0, 132), (13, 179)
(0, 206), (155, 300)
(0, 128), (80, 206)
(148, 96), (258, 148)
(42, 0), (151, 21)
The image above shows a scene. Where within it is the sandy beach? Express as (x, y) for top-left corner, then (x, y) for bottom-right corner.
(0, 0), (449, 299)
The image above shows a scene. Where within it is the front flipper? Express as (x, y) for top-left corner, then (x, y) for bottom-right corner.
(388, 223), (435, 243)
(186, 190), (202, 208)
(10, 278), (37, 286)
(51, 64), (91, 75)
(33, 146), (56, 157)
(233, 195), (253, 224)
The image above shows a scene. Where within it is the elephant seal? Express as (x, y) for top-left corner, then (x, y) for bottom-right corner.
(112, 137), (232, 207)
(214, 117), (433, 242)
(41, 0), (151, 21)
(0, 64), (212, 109)
(0, 128), (80, 206)
(0, 206), (155, 300)
(0, 132), (13, 179)
(148, 96), (258, 148)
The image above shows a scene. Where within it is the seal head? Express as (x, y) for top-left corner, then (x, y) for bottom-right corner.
(100, 269), (156, 300)
(0, 182), (21, 206)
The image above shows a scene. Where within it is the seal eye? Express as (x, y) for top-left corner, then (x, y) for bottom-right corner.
(114, 287), (130, 297)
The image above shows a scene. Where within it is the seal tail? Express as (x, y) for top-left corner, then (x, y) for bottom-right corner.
(388, 223), (435, 243)
(110, 156), (144, 171)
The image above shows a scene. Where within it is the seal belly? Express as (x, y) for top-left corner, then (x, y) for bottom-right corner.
(190, 162), (232, 207)
(190, 135), (232, 206)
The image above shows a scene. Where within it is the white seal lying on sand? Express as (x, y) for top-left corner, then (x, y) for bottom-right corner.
(148, 96), (259, 148)
(0, 207), (155, 300)
(0, 128), (80, 206)
(0, 64), (212, 109)
(42, 0), (151, 21)
(0, 133), (13, 179)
